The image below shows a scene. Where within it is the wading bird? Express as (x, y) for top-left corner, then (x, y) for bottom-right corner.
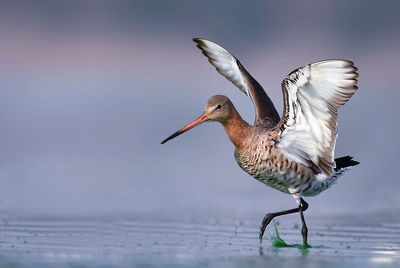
(161, 38), (359, 246)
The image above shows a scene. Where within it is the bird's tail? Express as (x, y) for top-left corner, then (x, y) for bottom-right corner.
(327, 156), (359, 185)
(334, 156), (360, 173)
(302, 156), (359, 196)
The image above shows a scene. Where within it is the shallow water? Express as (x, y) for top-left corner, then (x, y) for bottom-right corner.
(0, 213), (399, 267)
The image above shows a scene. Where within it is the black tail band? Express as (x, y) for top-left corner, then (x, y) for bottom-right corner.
(334, 156), (360, 171)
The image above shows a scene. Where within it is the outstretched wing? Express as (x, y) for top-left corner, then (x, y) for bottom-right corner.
(277, 60), (358, 177)
(193, 38), (280, 129)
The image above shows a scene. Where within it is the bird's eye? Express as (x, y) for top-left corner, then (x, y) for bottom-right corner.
(216, 104), (222, 110)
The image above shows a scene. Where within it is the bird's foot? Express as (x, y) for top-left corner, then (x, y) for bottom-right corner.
(259, 213), (275, 243)
(301, 223), (309, 247)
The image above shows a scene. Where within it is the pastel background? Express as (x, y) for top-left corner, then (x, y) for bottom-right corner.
(0, 0), (399, 219)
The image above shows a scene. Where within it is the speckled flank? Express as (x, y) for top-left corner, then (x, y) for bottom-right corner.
(233, 127), (348, 197)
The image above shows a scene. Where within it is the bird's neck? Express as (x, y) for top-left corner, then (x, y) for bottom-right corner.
(222, 109), (252, 148)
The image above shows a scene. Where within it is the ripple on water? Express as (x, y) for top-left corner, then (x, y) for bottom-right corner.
(0, 215), (399, 267)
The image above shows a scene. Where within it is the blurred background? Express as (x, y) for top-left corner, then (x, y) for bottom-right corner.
(0, 0), (399, 219)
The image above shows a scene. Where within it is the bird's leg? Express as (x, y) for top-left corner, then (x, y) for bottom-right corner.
(259, 198), (308, 243)
(259, 207), (299, 242)
(299, 198), (309, 247)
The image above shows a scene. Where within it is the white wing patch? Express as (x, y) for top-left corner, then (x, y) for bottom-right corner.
(193, 38), (250, 96)
(277, 60), (358, 177)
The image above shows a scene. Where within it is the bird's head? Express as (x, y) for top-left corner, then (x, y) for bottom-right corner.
(161, 95), (233, 144)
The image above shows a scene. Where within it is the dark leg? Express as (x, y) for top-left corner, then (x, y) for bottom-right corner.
(259, 198), (309, 243)
(299, 201), (309, 246)
(259, 207), (299, 242)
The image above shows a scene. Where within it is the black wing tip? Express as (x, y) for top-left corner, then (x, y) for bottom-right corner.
(334, 156), (360, 171)
(193, 38), (220, 51)
(193, 38), (207, 52)
(344, 60), (358, 73)
(342, 59), (354, 66)
(193, 37), (212, 43)
(193, 38), (208, 46)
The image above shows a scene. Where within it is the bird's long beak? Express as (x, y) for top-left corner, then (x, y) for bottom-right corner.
(161, 113), (209, 144)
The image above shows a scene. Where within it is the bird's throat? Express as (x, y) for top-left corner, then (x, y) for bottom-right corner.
(222, 110), (252, 148)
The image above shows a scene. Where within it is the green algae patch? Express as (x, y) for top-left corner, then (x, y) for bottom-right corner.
(270, 221), (311, 251)
(271, 232), (290, 248)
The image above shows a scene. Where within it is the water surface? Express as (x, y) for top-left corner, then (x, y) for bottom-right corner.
(0, 213), (399, 267)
